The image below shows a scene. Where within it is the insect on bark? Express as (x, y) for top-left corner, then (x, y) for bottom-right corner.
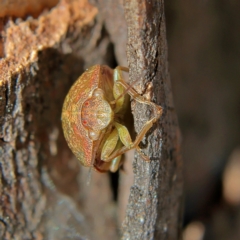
(61, 65), (162, 172)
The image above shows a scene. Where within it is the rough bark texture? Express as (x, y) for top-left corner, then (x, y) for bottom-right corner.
(0, 1), (117, 239)
(121, 1), (182, 239)
(0, 0), (182, 239)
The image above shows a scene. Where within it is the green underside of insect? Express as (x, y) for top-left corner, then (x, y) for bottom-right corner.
(61, 65), (162, 172)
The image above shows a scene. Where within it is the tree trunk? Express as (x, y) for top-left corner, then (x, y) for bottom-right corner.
(0, 0), (182, 239)
(121, 1), (183, 239)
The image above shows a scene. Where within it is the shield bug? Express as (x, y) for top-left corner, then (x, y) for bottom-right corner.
(61, 65), (162, 172)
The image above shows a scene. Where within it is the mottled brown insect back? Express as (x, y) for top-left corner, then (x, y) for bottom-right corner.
(62, 65), (162, 172)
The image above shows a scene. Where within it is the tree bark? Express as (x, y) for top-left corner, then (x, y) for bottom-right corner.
(0, 0), (182, 239)
(121, 1), (183, 239)
(0, 1), (117, 239)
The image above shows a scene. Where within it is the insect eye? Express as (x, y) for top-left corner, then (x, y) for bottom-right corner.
(85, 101), (89, 106)
(93, 88), (104, 98)
(89, 130), (100, 140)
(82, 120), (87, 125)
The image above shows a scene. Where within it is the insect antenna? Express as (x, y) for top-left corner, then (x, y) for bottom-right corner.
(86, 149), (97, 185)
(86, 166), (93, 185)
(86, 132), (104, 185)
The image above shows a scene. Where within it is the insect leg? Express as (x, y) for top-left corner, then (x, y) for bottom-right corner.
(104, 80), (162, 162)
(101, 128), (119, 161)
(109, 155), (123, 172)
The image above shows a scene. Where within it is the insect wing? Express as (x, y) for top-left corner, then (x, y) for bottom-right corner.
(61, 66), (99, 166)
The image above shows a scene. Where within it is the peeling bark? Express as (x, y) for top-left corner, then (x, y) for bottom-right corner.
(0, 1), (117, 239)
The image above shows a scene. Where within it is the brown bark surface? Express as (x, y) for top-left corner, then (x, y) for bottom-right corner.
(122, 1), (182, 239)
(0, 0), (182, 239)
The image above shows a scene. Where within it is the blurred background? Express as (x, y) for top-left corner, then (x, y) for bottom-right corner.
(165, 1), (240, 239)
